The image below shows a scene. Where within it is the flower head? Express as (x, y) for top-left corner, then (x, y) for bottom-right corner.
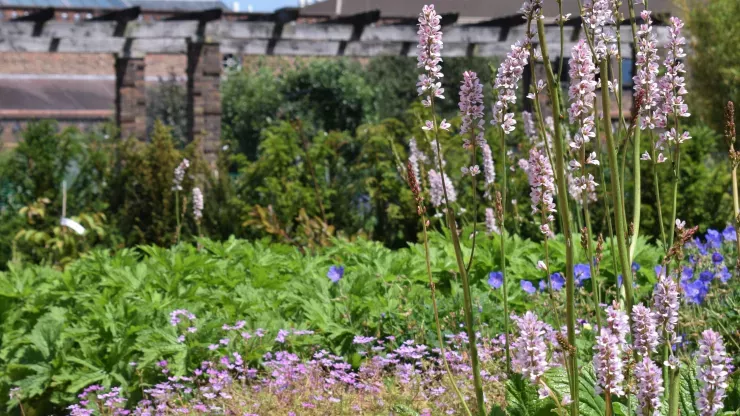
(521, 280), (537, 294)
(192, 187), (204, 222)
(652, 275), (679, 343)
(634, 357), (664, 416)
(488, 271), (503, 289)
(327, 265), (344, 283)
(172, 159), (190, 191)
(697, 329), (729, 416)
(511, 311), (551, 383)
(631, 303), (659, 358)
(428, 169), (457, 208)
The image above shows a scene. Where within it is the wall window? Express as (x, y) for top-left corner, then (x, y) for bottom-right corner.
(622, 58), (634, 88)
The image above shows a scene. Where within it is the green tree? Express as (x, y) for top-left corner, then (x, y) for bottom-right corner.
(687, 0), (740, 133)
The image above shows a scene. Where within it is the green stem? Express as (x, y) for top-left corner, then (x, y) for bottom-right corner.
(599, 58), (634, 315)
(649, 131), (667, 249)
(627, 0), (642, 263)
(536, 18), (579, 416)
(466, 133), (479, 273)
(732, 164), (740, 275)
(667, 364), (680, 416)
(430, 100), (485, 416)
(668, 114), (682, 248)
(499, 127), (512, 374)
(422, 214), (473, 416)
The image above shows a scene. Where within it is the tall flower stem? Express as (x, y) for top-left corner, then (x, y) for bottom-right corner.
(599, 58), (634, 315)
(536, 18), (578, 415)
(667, 365), (680, 416)
(581, 150), (601, 329)
(421, 209), (473, 416)
(466, 140), (479, 272)
(430, 103), (485, 415)
(174, 191), (181, 244)
(726, 102), (740, 274)
(649, 131), (667, 248)
(499, 128), (511, 374)
(668, 123), (682, 248)
(627, 0), (642, 262)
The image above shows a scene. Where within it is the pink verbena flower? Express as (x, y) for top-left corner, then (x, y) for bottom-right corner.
(657, 17), (689, 121)
(652, 275), (679, 343)
(634, 357), (664, 416)
(459, 71), (485, 136)
(172, 159), (190, 191)
(633, 10), (662, 130)
(523, 147), (556, 238)
(192, 187), (204, 221)
(511, 311), (551, 383)
(485, 208), (499, 234)
(697, 329), (729, 416)
(567, 40), (598, 146)
(416, 4), (444, 106)
(428, 169), (457, 208)
(492, 40), (530, 134)
(593, 328), (625, 396)
(631, 303), (659, 358)
(408, 137), (428, 182)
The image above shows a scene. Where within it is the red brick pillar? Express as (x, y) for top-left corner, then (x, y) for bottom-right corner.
(114, 56), (147, 140)
(187, 42), (221, 162)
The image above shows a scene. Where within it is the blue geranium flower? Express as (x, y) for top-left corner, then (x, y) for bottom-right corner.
(706, 229), (722, 249)
(632, 262), (641, 272)
(539, 280), (547, 292)
(574, 264), (591, 287)
(717, 266), (731, 283)
(521, 280), (536, 294)
(550, 272), (565, 291)
(488, 271), (503, 289)
(327, 265), (344, 283)
(683, 279), (709, 305)
(712, 252), (724, 264)
(681, 266), (694, 283)
(699, 270), (714, 283)
(723, 224), (737, 242)
(693, 237), (708, 255)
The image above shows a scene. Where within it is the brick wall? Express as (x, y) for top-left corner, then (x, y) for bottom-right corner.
(0, 53), (186, 79)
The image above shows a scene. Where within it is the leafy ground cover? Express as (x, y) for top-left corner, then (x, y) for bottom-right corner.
(1, 230), (738, 414)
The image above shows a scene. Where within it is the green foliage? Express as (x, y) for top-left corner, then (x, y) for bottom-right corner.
(0, 232), (700, 414)
(687, 0), (740, 133)
(146, 73), (188, 146)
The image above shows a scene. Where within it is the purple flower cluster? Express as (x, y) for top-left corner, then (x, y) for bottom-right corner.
(459, 71), (485, 137)
(172, 159), (190, 192)
(68, 324), (507, 416)
(631, 303), (659, 358)
(408, 137), (427, 185)
(593, 327), (625, 396)
(192, 187), (203, 222)
(510, 311), (551, 383)
(567, 39), (598, 145)
(697, 329), (729, 416)
(657, 17), (689, 123)
(633, 10), (661, 131)
(428, 169), (457, 208)
(594, 301), (629, 397)
(520, 147), (556, 237)
(416, 4), (444, 107)
(652, 275), (679, 343)
(581, 0), (615, 60)
(485, 207), (500, 234)
(634, 357), (664, 416)
(492, 40), (530, 134)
